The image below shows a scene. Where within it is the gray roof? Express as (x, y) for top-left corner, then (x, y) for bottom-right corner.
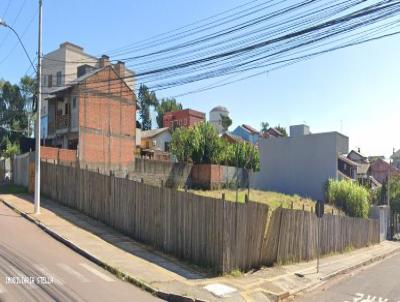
(338, 154), (359, 167)
(141, 127), (170, 139)
(210, 106), (229, 113)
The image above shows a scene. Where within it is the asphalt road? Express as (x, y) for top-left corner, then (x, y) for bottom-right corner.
(294, 252), (400, 302)
(0, 202), (162, 302)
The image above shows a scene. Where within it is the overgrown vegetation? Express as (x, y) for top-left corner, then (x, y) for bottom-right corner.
(325, 179), (370, 218)
(170, 122), (260, 170)
(189, 188), (339, 212)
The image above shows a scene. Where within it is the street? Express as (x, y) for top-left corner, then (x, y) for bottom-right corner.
(294, 253), (400, 302)
(0, 202), (162, 302)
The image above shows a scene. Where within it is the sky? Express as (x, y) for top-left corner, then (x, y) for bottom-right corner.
(0, 0), (399, 158)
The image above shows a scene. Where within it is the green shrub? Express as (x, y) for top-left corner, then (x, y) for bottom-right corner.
(325, 179), (370, 218)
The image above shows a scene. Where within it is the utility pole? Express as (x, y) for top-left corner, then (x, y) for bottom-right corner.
(34, 0), (43, 214)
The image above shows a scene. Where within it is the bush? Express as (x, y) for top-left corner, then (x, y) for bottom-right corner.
(325, 179), (370, 218)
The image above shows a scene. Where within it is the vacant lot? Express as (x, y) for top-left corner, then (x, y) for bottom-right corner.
(188, 188), (340, 213)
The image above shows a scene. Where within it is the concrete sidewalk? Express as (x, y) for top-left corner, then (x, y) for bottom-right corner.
(1, 194), (400, 302)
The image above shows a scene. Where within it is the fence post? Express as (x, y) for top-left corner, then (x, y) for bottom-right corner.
(161, 179), (164, 187)
(222, 193), (225, 201)
(291, 201), (294, 209)
(245, 194), (248, 203)
(141, 178), (144, 184)
(302, 204), (305, 211)
(184, 184), (188, 192)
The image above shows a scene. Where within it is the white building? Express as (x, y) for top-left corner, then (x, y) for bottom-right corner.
(209, 106), (229, 134)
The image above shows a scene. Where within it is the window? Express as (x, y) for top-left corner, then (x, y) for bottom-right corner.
(56, 71), (62, 86)
(48, 74), (53, 88)
(65, 103), (70, 115)
(165, 142), (170, 152)
(72, 96), (77, 109)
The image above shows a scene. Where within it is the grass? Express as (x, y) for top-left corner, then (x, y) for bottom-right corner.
(0, 184), (28, 194)
(186, 188), (340, 213)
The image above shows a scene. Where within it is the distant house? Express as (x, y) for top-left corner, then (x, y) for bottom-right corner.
(252, 124), (350, 200)
(209, 106), (230, 134)
(347, 149), (370, 178)
(262, 127), (284, 139)
(46, 59), (136, 171)
(369, 158), (400, 184)
(232, 124), (260, 144)
(392, 149), (400, 170)
(163, 109), (205, 128)
(221, 132), (244, 144)
(141, 128), (172, 152)
(337, 155), (358, 180)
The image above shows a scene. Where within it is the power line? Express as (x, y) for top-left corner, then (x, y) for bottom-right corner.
(0, 0), (28, 52)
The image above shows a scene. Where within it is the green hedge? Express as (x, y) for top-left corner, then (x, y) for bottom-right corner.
(325, 179), (370, 218)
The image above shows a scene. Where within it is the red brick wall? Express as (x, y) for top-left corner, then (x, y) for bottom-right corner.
(163, 109), (205, 128)
(78, 67), (136, 170)
(40, 146), (76, 163)
(41, 146), (59, 161)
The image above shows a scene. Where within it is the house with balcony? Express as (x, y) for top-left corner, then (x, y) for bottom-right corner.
(46, 58), (136, 171)
(41, 42), (135, 140)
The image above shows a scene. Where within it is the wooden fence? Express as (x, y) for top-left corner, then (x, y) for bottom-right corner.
(40, 161), (380, 272)
(40, 161), (269, 273)
(263, 207), (380, 265)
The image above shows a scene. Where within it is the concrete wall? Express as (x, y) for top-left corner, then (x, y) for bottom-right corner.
(253, 132), (349, 200)
(12, 152), (35, 187)
(369, 205), (390, 241)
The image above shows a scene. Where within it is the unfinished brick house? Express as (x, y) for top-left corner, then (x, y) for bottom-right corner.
(46, 59), (136, 171)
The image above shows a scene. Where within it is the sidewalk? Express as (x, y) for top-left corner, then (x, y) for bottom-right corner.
(1, 193), (399, 302)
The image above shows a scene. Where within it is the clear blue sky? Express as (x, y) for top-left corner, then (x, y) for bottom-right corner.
(0, 0), (399, 158)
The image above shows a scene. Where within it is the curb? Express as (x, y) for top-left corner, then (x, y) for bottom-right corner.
(286, 245), (400, 300)
(1, 199), (203, 302)
(319, 247), (400, 281)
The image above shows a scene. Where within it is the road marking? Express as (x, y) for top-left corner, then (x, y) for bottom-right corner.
(57, 263), (89, 283)
(79, 263), (115, 282)
(204, 283), (237, 298)
(33, 264), (63, 286)
(345, 293), (390, 302)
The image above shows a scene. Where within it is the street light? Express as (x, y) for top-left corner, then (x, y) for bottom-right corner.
(1, 4), (42, 214)
(0, 18), (36, 72)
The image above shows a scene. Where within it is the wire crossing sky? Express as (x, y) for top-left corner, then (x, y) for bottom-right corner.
(0, 0), (399, 157)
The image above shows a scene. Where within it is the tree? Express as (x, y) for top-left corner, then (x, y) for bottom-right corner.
(0, 81), (29, 148)
(137, 84), (158, 130)
(260, 122), (269, 133)
(170, 126), (199, 162)
(155, 98), (182, 128)
(3, 139), (20, 158)
(170, 121), (260, 170)
(220, 114), (232, 132)
(379, 176), (400, 211)
(191, 122), (224, 164)
(275, 125), (288, 137)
